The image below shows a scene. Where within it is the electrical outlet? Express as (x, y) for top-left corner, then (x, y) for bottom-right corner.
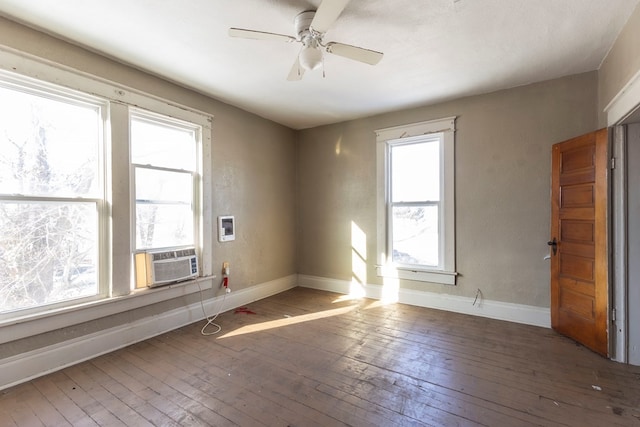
(222, 261), (230, 275)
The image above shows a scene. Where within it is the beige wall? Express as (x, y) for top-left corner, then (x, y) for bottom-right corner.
(1, 2), (635, 361)
(297, 72), (598, 308)
(0, 17), (297, 357)
(598, 3), (640, 126)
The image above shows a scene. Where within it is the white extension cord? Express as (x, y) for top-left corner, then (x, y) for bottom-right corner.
(197, 277), (229, 336)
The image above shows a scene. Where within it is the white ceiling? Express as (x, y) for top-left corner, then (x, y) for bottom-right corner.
(0, 0), (638, 130)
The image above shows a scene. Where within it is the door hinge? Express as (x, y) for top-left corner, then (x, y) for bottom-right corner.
(612, 308), (617, 322)
(611, 157), (616, 169)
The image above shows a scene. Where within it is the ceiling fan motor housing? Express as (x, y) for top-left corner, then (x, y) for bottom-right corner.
(295, 11), (316, 39)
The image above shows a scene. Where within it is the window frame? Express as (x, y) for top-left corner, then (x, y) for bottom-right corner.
(129, 108), (202, 253)
(387, 134), (442, 269)
(376, 117), (457, 285)
(0, 48), (213, 341)
(0, 72), (111, 317)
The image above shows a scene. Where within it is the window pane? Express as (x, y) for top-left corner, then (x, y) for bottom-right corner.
(391, 205), (438, 267)
(131, 117), (196, 171)
(135, 167), (194, 249)
(135, 168), (193, 203)
(391, 141), (439, 202)
(0, 202), (98, 313)
(132, 112), (198, 251)
(0, 86), (101, 198)
(136, 204), (193, 250)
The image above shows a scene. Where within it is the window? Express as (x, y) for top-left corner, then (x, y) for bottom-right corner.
(0, 58), (212, 327)
(376, 117), (457, 285)
(130, 111), (200, 251)
(0, 74), (107, 314)
(389, 137), (441, 267)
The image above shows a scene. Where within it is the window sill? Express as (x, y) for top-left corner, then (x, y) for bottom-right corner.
(376, 265), (457, 285)
(0, 275), (215, 345)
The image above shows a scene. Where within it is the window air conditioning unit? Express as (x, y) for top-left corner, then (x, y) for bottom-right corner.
(135, 247), (199, 288)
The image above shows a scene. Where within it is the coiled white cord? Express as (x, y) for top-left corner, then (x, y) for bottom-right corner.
(198, 278), (228, 336)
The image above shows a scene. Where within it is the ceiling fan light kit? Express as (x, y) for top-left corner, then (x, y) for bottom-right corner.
(299, 42), (323, 71)
(228, 0), (383, 80)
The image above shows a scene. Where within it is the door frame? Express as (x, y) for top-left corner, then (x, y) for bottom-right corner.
(611, 125), (627, 363)
(605, 68), (640, 364)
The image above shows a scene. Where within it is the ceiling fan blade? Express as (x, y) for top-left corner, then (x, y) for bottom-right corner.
(311, 0), (350, 33)
(287, 57), (305, 81)
(325, 42), (383, 65)
(229, 28), (296, 43)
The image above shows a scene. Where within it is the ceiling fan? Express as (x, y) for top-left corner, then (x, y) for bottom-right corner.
(229, 0), (384, 80)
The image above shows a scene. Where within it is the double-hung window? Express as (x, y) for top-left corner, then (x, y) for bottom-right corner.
(0, 57), (211, 329)
(130, 110), (200, 251)
(376, 117), (457, 285)
(0, 73), (107, 314)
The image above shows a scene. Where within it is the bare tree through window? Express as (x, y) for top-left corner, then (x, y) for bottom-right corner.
(0, 85), (101, 313)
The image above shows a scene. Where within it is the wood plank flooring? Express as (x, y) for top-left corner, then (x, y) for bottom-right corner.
(1, 287), (639, 426)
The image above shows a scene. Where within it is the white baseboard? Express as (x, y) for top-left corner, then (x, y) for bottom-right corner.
(1, 273), (549, 391)
(298, 275), (550, 329)
(0, 274), (297, 391)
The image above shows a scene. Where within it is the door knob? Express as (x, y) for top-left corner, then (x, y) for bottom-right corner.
(547, 238), (558, 255)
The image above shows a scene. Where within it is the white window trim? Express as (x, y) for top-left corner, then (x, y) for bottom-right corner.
(0, 277), (215, 344)
(376, 117), (457, 285)
(0, 47), (214, 340)
(129, 108), (202, 254)
(0, 72), (111, 312)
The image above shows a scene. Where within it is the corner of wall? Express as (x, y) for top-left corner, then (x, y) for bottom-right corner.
(598, 3), (640, 125)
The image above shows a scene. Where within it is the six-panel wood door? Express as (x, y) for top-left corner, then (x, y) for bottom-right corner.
(550, 129), (609, 357)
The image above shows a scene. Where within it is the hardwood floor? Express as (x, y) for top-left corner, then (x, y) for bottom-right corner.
(1, 287), (639, 426)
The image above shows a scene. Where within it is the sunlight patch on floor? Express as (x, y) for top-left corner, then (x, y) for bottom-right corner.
(216, 305), (357, 339)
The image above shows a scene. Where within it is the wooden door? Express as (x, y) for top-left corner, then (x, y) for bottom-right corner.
(550, 129), (609, 357)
